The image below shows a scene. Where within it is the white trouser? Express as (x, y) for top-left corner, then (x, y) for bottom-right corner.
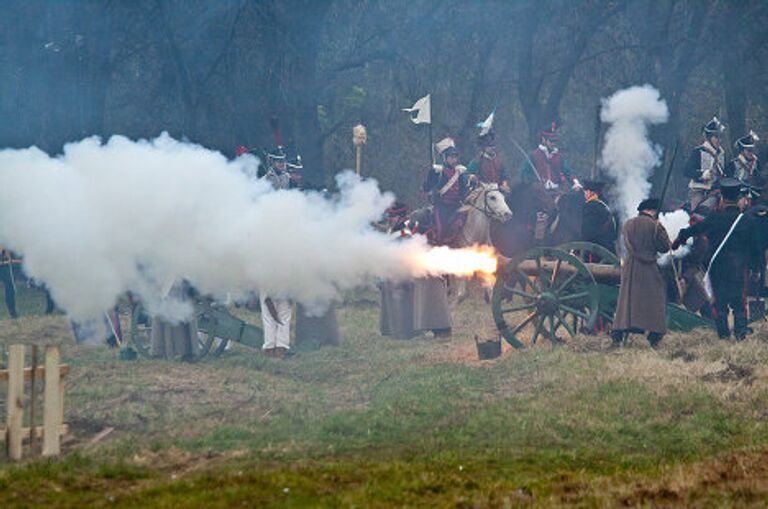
(260, 295), (292, 350)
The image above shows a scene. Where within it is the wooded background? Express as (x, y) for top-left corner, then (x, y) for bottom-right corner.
(2, 0), (767, 205)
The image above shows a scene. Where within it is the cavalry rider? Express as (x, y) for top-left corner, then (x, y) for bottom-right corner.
(726, 130), (761, 185)
(672, 178), (754, 340)
(611, 198), (672, 348)
(467, 119), (510, 191)
(520, 121), (581, 193)
(580, 180), (618, 254)
(684, 116), (726, 211)
(423, 138), (470, 246)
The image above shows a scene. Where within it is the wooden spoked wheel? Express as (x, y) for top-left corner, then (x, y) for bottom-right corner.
(492, 247), (599, 348)
(558, 241), (621, 326)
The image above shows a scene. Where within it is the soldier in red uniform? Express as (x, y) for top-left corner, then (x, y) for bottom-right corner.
(520, 122), (580, 193)
(423, 138), (470, 246)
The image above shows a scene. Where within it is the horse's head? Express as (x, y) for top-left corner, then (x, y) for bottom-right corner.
(461, 182), (513, 222)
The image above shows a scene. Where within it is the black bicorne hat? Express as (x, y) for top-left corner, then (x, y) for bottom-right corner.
(582, 180), (606, 193)
(637, 197), (661, 212)
(703, 116), (725, 136)
(736, 130), (759, 150)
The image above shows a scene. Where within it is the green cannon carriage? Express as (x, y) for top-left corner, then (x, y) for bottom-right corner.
(491, 241), (759, 348)
(126, 299), (264, 361)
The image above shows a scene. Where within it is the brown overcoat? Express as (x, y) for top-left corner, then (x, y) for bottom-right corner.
(613, 213), (671, 334)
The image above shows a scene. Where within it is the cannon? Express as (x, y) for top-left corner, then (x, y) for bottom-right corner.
(126, 299), (264, 361)
(490, 241), (747, 348)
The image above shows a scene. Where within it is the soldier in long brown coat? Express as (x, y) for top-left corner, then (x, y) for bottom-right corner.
(611, 198), (672, 347)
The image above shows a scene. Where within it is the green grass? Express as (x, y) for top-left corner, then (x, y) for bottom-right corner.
(2, 290), (768, 506)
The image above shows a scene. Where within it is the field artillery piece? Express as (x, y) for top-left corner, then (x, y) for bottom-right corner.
(127, 299), (264, 361)
(491, 241), (724, 348)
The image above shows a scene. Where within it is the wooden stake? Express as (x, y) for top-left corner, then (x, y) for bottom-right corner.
(29, 345), (38, 456)
(6, 344), (24, 460)
(43, 345), (61, 457)
(355, 145), (362, 176)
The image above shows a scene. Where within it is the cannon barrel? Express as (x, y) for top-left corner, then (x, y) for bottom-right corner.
(515, 259), (621, 284)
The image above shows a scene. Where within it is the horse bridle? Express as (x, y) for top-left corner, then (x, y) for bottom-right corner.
(462, 188), (508, 221)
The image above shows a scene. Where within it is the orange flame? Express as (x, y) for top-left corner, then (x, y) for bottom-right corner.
(413, 244), (498, 282)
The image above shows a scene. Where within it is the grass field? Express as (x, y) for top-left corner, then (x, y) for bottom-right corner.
(2, 283), (768, 507)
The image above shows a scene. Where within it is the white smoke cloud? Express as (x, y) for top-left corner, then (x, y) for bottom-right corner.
(0, 134), (474, 321)
(600, 85), (669, 223)
(657, 209), (691, 266)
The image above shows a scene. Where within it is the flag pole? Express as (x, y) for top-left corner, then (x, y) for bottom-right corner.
(428, 121), (434, 167)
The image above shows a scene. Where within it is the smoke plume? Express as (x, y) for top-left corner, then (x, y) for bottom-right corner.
(600, 85), (669, 222)
(657, 209), (691, 266)
(0, 134), (482, 321)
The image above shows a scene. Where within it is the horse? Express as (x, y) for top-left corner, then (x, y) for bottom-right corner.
(451, 182), (513, 302)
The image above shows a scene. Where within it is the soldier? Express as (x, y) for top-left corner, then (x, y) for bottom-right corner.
(672, 178), (753, 340)
(611, 198), (672, 348)
(259, 145), (294, 358)
(520, 122), (580, 192)
(263, 146), (292, 190)
(684, 116), (726, 211)
(379, 202), (417, 339)
(0, 246), (18, 319)
(726, 131), (761, 184)
(423, 138), (470, 246)
(467, 128), (510, 191)
(580, 180), (618, 254)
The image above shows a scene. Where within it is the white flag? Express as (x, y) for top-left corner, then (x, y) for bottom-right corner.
(402, 94), (431, 125)
(476, 109), (495, 136)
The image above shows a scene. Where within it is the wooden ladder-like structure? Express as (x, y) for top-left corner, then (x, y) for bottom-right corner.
(1, 344), (69, 460)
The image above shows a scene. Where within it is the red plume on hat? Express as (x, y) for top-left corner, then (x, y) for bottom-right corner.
(540, 121), (559, 140)
(235, 145), (249, 157)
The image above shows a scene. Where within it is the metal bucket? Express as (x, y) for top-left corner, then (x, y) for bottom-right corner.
(475, 336), (501, 360)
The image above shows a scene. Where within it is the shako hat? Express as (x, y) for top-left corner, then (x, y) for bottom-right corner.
(540, 121), (559, 140)
(267, 146), (287, 161)
(717, 177), (743, 201)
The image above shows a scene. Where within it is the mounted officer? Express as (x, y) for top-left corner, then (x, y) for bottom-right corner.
(726, 130), (761, 186)
(520, 121), (581, 193)
(684, 116), (726, 211)
(672, 178), (753, 340)
(423, 138), (470, 246)
(467, 113), (510, 191)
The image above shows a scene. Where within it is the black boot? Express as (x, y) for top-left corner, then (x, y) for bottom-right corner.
(647, 332), (663, 349)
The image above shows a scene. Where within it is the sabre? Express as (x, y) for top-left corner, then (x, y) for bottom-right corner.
(508, 136), (542, 183)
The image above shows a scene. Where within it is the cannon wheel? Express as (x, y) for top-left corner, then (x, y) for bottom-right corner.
(492, 247), (600, 348)
(128, 301), (219, 361)
(558, 241), (621, 325)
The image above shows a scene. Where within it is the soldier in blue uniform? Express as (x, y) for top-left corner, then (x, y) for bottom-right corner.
(673, 178), (754, 339)
(684, 116), (726, 211)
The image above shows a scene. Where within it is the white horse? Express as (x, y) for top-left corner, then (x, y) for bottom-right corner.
(453, 182), (513, 302)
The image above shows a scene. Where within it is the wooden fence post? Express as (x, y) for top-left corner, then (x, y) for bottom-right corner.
(42, 345), (61, 457)
(6, 344), (25, 460)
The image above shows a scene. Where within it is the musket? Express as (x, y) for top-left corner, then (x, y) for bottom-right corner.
(658, 139), (680, 209)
